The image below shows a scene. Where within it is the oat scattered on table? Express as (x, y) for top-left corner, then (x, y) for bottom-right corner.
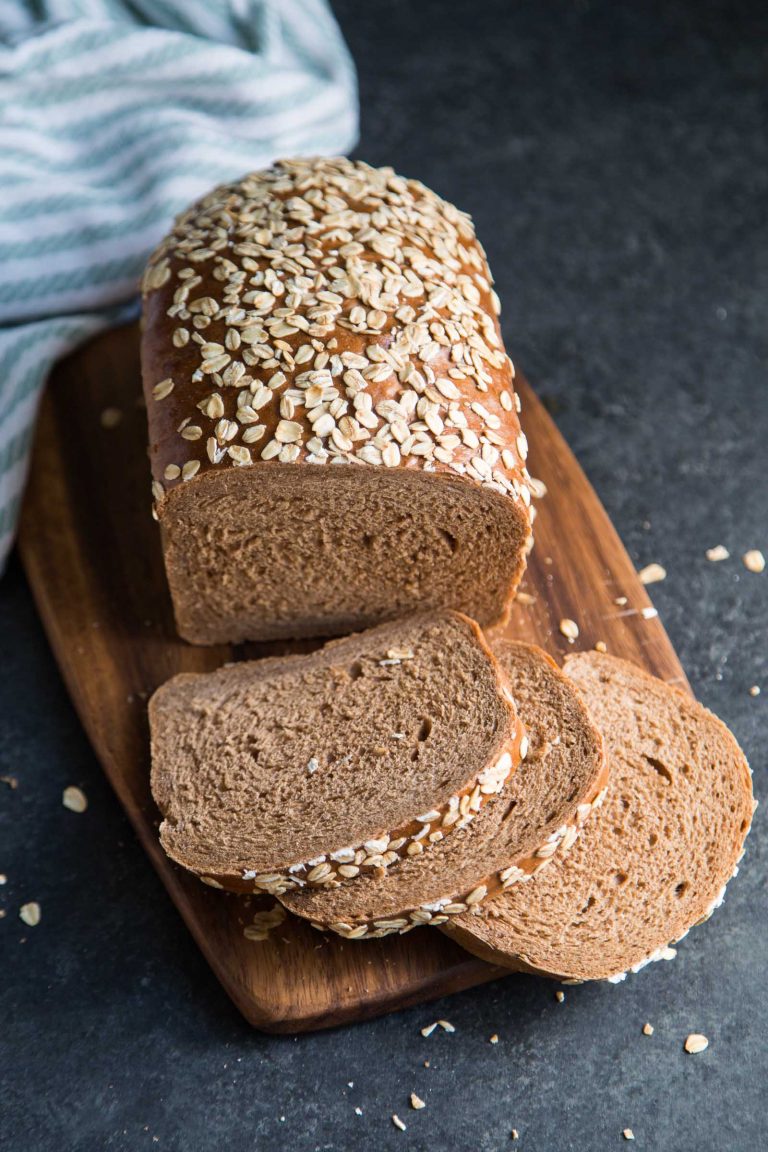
(410, 1093), (425, 1110)
(516, 591), (536, 605)
(615, 596), (628, 606)
(641, 606), (658, 619)
(684, 1033), (709, 1054)
(623, 1129), (635, 1141)
(706, 545), (729, 562)
(638, 563), (666, 584)
(749, 685), (761, 696)
(555, 990), (565, 1003)
(559, 618), (579, 641)
(19, 902), (41, 927)
(0, 873), (7, 885)
(420, 1022), (437, 1037)
(437, 1019), (455, 1032)
(62, 786), (88, 813)
(642, 1022), (654, 1036)
(355, 1107), (363, 1116)
(392, 1114), (406, 1131)
(489, 1034), (499, 1044)
(511, 1130), (519, 1141)
(243, 902), (286, 941)
(743, 549), (765, 573)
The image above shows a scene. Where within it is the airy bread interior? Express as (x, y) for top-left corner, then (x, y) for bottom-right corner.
(150, 612), (517, 883)
(281, 641), (604, 930)
(444, 652), (754, 981)
(162, 466), (528, 645)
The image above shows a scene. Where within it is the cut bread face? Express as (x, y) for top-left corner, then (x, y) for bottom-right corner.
(444, 652), (755, 982)
(281, 642), (607, 937)
(150, 612), (524, 895)
(161, 465), (529, 645)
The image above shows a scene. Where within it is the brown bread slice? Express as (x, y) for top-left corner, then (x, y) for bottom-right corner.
(149, 612), (524, 895)
(280, 642), (607, 937)
(444, 652), (755, 982)
(141, 156), (531, 645)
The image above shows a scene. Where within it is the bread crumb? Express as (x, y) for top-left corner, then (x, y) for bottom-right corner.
(594, 641), (607, 653)
(437, 1019), (455, 1032)
(642, 1022), (654, 1036)
(410, 1093), (425, 1110)
(559, 618), (579, 641)
(684, 1033), (709, 1054)
(638, 563), (666, 584)
(62, 786), (88, 813)
(743, 549), (765, 573)
(623, 1129), (635, 1141)
(392, 1114), (406, 1131)
(706, 545), (729, 562)
(489, 1034), (499, 1044)
(555, 990), (565, 1003)
(420, 1022), (437, 1037)
(641, 606), (658, 619)
(100, 406), (123, 429)
(19, 902), (41, 927)
(749, 685), (760, 697)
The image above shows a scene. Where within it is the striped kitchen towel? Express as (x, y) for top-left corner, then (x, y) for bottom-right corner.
(0, 0), (358, 569)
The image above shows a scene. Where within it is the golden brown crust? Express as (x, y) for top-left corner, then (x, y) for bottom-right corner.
(140, 158), (531, 636)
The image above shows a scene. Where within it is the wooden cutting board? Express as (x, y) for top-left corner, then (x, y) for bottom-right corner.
(18, 324), (687, 1032)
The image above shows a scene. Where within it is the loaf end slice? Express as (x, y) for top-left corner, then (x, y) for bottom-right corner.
(444, 652), (755, 981)
(280, 642), (607, 936)
(149, 611), (524, 895)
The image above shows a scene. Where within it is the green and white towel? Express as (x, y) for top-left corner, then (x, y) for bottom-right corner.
(0, 0), (358, 567)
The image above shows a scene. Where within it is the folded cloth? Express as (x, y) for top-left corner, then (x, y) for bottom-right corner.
(0, 0), (358, 568)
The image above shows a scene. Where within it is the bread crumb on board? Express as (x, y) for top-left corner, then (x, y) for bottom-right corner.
(706, 545), (729, 561)
(743, 549), (765, 573)
(100, 407), (123, 429)
(559, 618), (579, 641)
(638, 563), (666, 585)
(684, 1033), (709, 1054)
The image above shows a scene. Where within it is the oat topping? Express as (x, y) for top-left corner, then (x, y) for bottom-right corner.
(142, 158), (527, 512)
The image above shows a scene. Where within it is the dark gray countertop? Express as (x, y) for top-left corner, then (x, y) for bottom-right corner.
(2, 1), (766, 1149)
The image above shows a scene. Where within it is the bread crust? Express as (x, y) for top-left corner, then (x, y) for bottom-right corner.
(141, 157), (531, 641)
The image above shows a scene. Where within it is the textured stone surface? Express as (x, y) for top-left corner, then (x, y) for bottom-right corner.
(1, 1), (765, 1148)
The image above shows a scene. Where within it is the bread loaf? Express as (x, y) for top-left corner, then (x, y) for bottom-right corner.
(280, 642), (607, 937)
(141, 157), (531, 644)
(149, 612), (525, 895)
(443, 652), (755, 981)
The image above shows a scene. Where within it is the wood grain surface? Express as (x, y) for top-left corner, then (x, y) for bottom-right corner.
(18, 324), (687, 1032)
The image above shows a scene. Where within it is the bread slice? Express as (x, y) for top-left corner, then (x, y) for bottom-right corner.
(444, 652), (755, 982)
(149, 612), (524, 895)
(141, 157), (532, 645)
(280, 642), (607, 937)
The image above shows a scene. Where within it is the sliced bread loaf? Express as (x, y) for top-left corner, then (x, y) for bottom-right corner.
(149, 612), (524, 895)
(280, 642), (607, 937)
(444, 652), (755, 981)
(141, 157), (531, 645)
